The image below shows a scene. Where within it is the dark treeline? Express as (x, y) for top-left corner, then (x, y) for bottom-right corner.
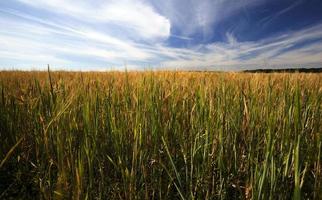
(244, 68), (322, 73)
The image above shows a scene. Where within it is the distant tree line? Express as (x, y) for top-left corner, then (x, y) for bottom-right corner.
(244, 68), (322, 73)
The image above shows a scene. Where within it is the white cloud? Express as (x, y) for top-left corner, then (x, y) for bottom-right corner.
(0, 10), (156, 67)
(161, 23), (322, 70)
(1, 0), (322, 71)
(0, 6), (199, 68)
(16, 0), (170, 40)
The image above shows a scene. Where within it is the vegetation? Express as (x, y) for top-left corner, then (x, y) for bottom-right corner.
(0, 71), (321, 199)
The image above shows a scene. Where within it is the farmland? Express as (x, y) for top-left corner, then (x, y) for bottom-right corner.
(0, 71), (321, 199)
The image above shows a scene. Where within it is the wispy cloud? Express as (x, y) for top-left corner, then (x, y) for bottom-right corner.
(0, 7), (157, 67)
(0, 3), (199, 69)
(151, 0), (266, 39)
(0, 0), (321, 70)
(161, 23), (322, 70)
(16, 0), (170, 39)
(259, 0), (304, 27)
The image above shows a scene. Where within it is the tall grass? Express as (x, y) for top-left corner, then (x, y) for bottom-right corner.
(0, 71), (321, 199)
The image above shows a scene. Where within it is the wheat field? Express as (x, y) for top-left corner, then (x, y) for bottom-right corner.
(0, 71), (321, 199)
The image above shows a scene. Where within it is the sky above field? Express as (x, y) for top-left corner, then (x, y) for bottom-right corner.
(0, 0), (322, 71)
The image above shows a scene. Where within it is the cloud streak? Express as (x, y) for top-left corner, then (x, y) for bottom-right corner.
(0, 0), (321, 70)
(162, 23), (322, 70)
(151, 0), (267, 39)
(16, 0), (170, 39)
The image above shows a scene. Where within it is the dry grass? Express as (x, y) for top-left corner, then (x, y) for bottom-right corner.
(0, 71), (321, 199)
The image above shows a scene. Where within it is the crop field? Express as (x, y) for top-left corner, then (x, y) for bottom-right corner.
(0, 71), (321, 199)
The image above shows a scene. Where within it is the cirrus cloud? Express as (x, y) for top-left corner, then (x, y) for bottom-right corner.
(0, 0), (322, 71)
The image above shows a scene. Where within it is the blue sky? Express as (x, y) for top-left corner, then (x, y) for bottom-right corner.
(0, 0), (322, 71)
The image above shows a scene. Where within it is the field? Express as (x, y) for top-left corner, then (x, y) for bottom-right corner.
(0, 71), (321, 199)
